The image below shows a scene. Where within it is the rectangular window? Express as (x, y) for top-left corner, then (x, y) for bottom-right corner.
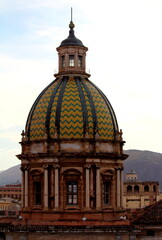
(69, 55), (75, 67)
(61, 55), (65, 67)
(103, 182), (110, 205)
(67, 181), (78, 205)
(78, 55), (82, 67)
(34, 182), (42, 205)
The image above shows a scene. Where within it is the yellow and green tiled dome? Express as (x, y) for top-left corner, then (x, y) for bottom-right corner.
(25, 76), (118, 141)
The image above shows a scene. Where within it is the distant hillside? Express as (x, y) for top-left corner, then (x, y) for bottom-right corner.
(124, 149), (162, 188)
(0, 164), (21, 186)
(0, 150), (162, 188)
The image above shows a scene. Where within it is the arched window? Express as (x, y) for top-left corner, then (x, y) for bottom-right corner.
(134, 185), (139, 193)
(153, 185), (156, 192)
(127, 185), (132, 193)
(144, 185), (149, 192)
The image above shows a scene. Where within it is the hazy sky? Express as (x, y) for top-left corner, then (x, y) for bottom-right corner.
(0, 0), (162, 170)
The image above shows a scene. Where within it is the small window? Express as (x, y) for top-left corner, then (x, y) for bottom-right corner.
(34, 182), (42, 205)
(144, 185), (149, 192)
(67, 181), (78, 205)
(127, 185), (132, 193)
(69, 55), (75, 67)
(61, 56), (65, 67)
(134, 185), (139, 193)
(78, 55), (82, 67)
(103, 182), (111, 205)
(153, 185), (156, 192)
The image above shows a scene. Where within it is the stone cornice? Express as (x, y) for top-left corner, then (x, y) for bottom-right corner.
(17, 152), (128, 160)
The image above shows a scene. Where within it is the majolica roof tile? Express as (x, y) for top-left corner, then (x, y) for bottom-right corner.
(26, 76), (118, 141)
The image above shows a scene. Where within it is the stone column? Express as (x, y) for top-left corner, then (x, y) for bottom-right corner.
(85, 164), (91, 209)
(20, 167), (24, 209)
(117, 168), (121, 208)
(24, 167), (29, 209)
(43, 165), (48, 210)
(83, 53), (86, 71)
(54, 164), (60, 209)
(75, 52), (77, 70)
(96, 164), (101, 209)
(120, 168), (124, 207)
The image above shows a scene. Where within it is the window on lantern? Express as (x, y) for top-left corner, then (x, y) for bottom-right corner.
(69, 55), (75, 66)
(103, 182), (111, 205)
(78, 55), (82, 67)
(34, 181), (42, 205)
(67, 181), (78, 205)
(61, 55), (65, 67)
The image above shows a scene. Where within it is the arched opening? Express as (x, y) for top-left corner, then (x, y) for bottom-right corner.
(153, 185), (157, 192)
(144, 185), (149, 192)
(134, 185), (139, 193)
(127, 185), (132, 193)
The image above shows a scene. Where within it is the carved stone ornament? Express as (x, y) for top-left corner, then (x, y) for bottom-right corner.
(84, 164), (91, 169)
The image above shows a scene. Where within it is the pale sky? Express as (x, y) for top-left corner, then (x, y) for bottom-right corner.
(0, 0), (162, 170)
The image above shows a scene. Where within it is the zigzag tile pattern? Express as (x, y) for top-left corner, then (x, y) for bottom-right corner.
(84, 80), (114, 140)
(49, 85), (62, 137)
(81, 82), (94, 138)
(27, 77), (117, 141)
(59, 78), (84, 138)
(30, 80), (60, 140)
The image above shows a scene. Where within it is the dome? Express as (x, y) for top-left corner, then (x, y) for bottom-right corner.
(60, 28), (84, 47)
(25, 76), (118, 141)
(60, 21), (84, 47)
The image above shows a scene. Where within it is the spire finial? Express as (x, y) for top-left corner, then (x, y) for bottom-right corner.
(71, 7), (73, 22)
(69, 7), (75, 29)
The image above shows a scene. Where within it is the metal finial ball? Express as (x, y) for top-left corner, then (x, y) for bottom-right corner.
(69, 21), (75, 29)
